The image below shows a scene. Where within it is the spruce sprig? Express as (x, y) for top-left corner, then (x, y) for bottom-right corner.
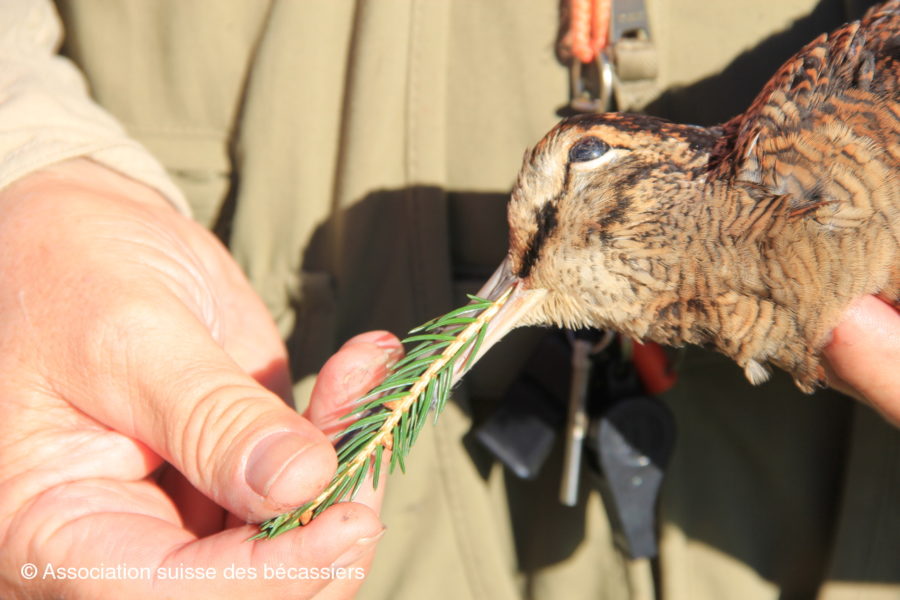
(252, 289), (512, 540)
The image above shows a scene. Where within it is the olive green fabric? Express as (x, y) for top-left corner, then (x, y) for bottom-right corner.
(55, 1), (900, 598)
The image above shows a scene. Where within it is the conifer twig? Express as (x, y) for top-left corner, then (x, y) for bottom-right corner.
(252, 289), (513, 540)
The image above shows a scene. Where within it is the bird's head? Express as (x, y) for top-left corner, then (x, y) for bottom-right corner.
(467, 113), (720, 361)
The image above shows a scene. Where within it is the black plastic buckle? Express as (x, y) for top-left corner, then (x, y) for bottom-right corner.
(586, 394), (675, 559)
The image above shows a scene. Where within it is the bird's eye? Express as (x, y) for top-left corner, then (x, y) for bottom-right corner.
(568, 136), (610, 163)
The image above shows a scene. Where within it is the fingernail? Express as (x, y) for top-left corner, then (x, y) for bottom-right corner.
(372, 333), (399, 349)
(332, 528), (387, 568)
(245, 432), (311, 498)
(371, 334), (403, 368)
(383, 345), (403, 368)
(342, 347), (401, 392)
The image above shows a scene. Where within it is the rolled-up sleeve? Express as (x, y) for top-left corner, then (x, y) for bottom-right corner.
(0, 0), (190, 214)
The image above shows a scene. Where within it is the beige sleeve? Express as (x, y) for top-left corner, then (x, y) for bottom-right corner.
(0, 0), (191, 215)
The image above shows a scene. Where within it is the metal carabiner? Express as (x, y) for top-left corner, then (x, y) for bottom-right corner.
(568, 49), (615, 114)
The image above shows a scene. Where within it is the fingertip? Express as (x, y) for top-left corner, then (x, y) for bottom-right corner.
(320, 342), (398, 392)
(827, 296), (897, 357)
(341, 330), (403, 352)
(848, 295), (900, 331)
(307, 502), (386, 567)
(149, 505), (384, 597)
(244, 503), (384, 563)
(824, 295), (900, 425)
(307, 340), (403, 431)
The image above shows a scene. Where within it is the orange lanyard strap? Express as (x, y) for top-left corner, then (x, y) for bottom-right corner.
(569, 0), (612, 63)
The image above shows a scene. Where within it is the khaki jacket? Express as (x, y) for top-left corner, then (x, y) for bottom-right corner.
(4, 1), (898, 598)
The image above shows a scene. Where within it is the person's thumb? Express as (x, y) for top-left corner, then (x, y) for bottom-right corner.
(55, 295), (343, 523)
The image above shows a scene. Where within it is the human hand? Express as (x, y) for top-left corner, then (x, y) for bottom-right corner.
(0, 159), (400, 598)
(824, 295), (900, 427)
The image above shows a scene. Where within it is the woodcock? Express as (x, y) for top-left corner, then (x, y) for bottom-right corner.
(477, 1), (899, 393)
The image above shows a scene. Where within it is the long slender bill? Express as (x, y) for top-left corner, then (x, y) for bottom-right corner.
(452, 257), (547, 381)
(254, 257), (546, 539)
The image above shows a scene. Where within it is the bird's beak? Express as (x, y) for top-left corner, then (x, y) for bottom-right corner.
(453, 257), (547, 378)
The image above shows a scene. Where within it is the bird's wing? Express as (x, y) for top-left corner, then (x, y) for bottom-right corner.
(713, 1), (899, 228)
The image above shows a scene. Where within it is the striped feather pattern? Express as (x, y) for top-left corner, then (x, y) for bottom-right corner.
(506, 1), (899, 392)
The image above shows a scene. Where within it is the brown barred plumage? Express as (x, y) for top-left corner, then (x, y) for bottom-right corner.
(495, 1), (899, 392)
